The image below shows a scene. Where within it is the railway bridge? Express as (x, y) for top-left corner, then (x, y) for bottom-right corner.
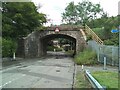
(16, 25), (87, 58)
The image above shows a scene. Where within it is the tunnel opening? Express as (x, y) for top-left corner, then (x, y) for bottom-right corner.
(40, 34), (76, 58)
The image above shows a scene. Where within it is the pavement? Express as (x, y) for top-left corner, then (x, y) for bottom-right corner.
(0, 51), (119, 89)
(76, 64), (118, 73)
(0, 55), (75, 89)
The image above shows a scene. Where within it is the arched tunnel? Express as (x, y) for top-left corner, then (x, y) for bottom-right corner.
(16, 27), (86, 58)
(40, 34), (76, 56)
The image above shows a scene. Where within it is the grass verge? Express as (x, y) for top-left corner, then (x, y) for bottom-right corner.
(74, 48), (97, 65)
(92, 71), (118, 88)
(74, 71), (92, 88)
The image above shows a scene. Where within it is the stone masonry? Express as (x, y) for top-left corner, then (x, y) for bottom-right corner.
(16, 25), (86, 58)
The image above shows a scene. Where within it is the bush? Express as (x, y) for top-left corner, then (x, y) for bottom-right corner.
(47, 46), (62, 52)
(86, 35), (92, 42)
(55, 47), (62, 52)
(74, 48), (97, 65)
(103, 39), (115, 45)
(47, 46), (54, 51)
(92, 28), (104, 39)
(104, 38), (118, 46)
(2, 38), (17, 57)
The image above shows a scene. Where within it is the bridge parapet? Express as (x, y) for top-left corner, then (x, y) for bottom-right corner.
(47, 25), (84, 31)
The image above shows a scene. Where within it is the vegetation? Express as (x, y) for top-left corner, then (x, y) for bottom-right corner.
(65, 50), (74, 55)
(62, 0), (106, 25)
(86, 35), (92, 42)
(2, 2), (46, 39)
(87, 16), (119, 46)
(62, 0), (119, 46)
(74, 71), (92, 88)
(47, 46), (62, 52)
(74, 48), (97, 65)
(2, 2), (47, 57)
(92, 28), (104, 39)
(92, 71), (118, 88)
(2, 38), (17, 57)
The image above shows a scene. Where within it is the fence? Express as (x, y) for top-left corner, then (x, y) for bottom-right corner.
(88, 40), (119, 66)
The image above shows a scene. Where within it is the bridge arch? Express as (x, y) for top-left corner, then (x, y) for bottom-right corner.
(39, 33), (76, 55)
(16, 25), (86, 58)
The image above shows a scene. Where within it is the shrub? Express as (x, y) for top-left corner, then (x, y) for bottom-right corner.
(47, 46), (54, 51)
(55, 47), (62, 52)
(2, 38), (17, 57)
(47, 46), (62, 52)
(74, 48), (97, 65)
(86, 35), (92, 42)
(104, 39), (118, 46)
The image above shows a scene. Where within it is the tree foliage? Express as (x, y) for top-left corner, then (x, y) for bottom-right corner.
(2, 2), (47, 57)
(62, 2), (78, 24)
(2, 38), (17, 57)
(87, 15), (119, 46)
(2, 2), (47, 39)
(62, 0), (106, 25)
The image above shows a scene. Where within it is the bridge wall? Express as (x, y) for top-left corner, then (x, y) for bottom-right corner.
(16, 29), (86, 58)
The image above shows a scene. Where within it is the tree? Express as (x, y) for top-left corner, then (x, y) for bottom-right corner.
(86, 15), (108, 28)
(62, 2), (78, 24)
(87, 15), (119, 46)
(62, 0), (105, 25)
(103, 16), (119, 40)
(2, 2), (47, 57)
(2, 2), (47, 39)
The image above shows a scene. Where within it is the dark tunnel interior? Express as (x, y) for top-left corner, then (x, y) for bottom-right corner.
(40, 34), (76, 57)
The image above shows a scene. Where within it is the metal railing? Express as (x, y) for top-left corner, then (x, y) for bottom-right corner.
(85, 25), (103, 45)
(85, 70), (105, 90)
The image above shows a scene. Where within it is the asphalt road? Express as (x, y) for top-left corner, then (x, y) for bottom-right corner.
(0, 53), (75, 89)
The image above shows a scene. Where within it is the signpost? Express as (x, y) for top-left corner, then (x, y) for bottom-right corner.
(118, 25), (120, 73)
(111, 26), (120, 73)
(111, 29), (119, 33)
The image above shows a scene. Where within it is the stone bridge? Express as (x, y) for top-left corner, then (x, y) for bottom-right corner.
(16, 25), (87, 58)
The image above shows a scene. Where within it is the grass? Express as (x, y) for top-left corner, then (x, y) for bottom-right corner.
(92, 71), (118, 88)
(74, 71), (92, 88)
(74, 48), (97, 65)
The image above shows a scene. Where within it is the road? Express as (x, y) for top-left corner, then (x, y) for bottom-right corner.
(0, 52), (75, 89)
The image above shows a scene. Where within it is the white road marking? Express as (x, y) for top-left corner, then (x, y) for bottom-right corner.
(0, 74), (26, 88)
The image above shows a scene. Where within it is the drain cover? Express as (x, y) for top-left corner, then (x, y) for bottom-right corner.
(56, 69), (60, 72)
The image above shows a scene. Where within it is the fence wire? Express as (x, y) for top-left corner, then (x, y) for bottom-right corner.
(88, 40), (119, 66)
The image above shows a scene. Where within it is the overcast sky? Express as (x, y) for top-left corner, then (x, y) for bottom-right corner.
(32, 0), (120, 25)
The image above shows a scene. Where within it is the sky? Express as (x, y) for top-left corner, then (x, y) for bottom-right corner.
(32, 0), (120, 26)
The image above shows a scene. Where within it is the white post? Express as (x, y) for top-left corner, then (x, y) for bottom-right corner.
(13, 52), (16, 60)
(112, 47), (114, 66)
(82, 65), (84, 70)
(54, 49), (56, 52)
(103, 57), (107, 70)
(98, 46), (100, 62)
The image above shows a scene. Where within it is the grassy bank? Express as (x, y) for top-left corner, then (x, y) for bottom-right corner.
(74, 48), (97, 65)
(92, 71), (118, 88)
(74, 71), (92, 88)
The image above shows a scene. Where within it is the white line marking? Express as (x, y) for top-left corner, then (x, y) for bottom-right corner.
(0, 74), (26, 88)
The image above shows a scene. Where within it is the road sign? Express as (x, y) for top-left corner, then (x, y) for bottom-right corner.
(111, 29), (119, 33)
(55, 28), (60, 32)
